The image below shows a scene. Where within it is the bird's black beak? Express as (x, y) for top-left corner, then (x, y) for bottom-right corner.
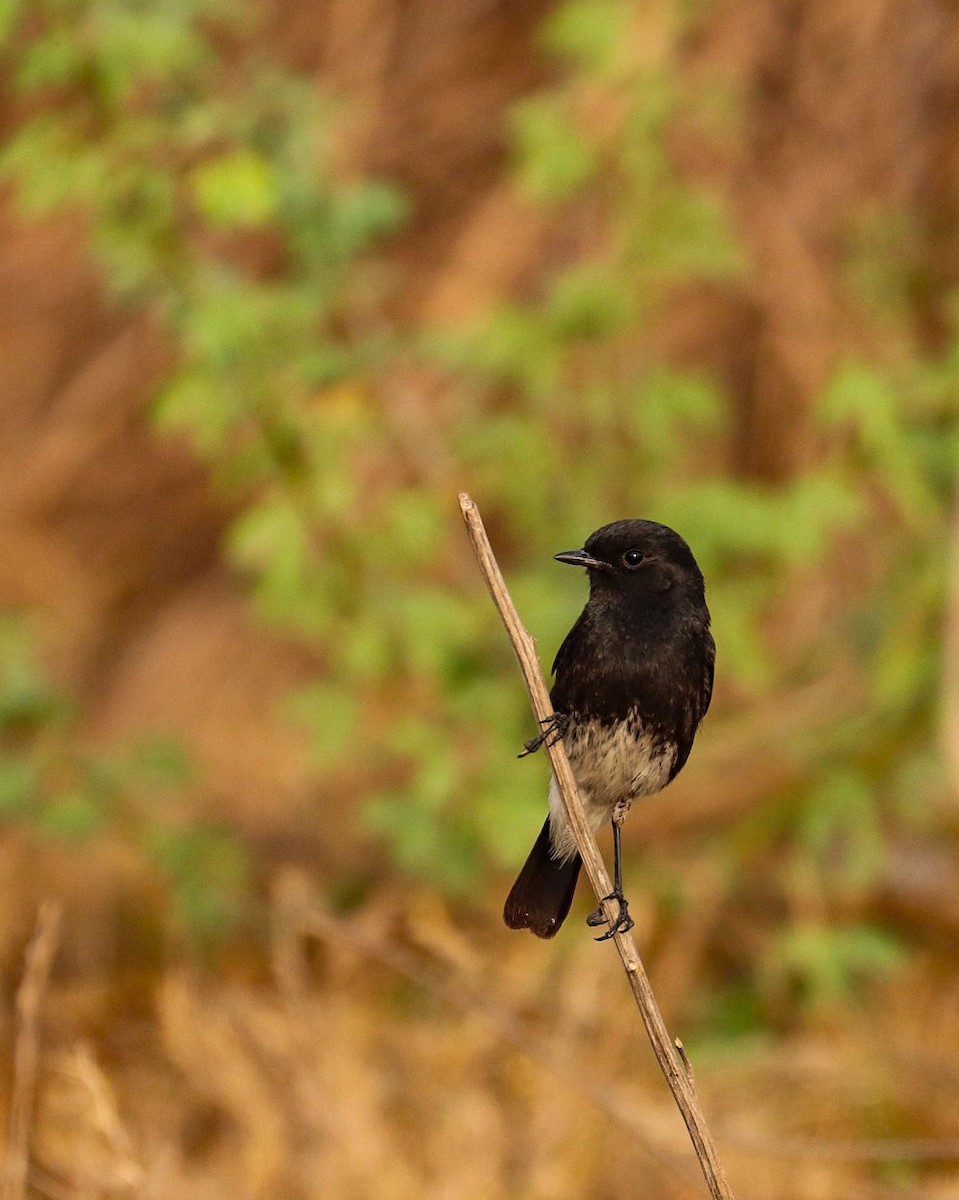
(554, 548), (609, 570)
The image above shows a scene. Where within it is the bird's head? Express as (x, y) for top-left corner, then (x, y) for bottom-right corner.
(554, 519), (706, 606)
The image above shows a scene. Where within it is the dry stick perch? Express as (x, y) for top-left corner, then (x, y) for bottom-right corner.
(458, 492), (733, 1200)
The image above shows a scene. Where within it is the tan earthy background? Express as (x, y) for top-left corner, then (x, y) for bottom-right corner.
(2, 2), (959, 1198)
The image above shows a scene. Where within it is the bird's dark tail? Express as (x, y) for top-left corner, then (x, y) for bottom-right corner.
(504, 818), (582, 938)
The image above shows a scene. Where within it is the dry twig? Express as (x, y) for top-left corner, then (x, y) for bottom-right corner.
(458, 492), (734, 1200)
(3, 900), (62, 1200)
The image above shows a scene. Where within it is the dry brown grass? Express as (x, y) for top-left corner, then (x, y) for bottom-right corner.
(0, 872), (954, 1200)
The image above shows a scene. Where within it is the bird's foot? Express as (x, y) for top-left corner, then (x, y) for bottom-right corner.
(517, 712), (569, 758)
(586, 890), (634, 941)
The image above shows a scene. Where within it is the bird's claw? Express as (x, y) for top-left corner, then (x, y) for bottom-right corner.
(586, 891), (634, 941)
(517, 712), (569, 758)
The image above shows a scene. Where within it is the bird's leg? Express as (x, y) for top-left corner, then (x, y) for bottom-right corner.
(586, 815), (635, 941)
(517, 712), (569, 758)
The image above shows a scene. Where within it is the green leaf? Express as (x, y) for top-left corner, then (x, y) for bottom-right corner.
(229, 496), (311, 615)
(643, 187), (743, 279)
(0, 0), (24, 48)
(1, 120), (106, 216)
(328, 182), (407, 254)
(17, 30), (85, 92)
(547, 266), (634, 340)
(130, 735), (194, 790)
(819, 363), (936, 524)
(460, 306), (562, 394)
(512, 97), (598, 201)
(541, 0), (627, 72)
(764, 923), (904, 1006)
(474, 771), (544, 865)
(93, 7), (210, 98)
(0, 758), (36, 817)
(796, 768), (885, 893)
(288, 682), (360, 765)
(36, 790), (104, 842)
(191, 148), (279, 228)
(146, 822), (249, 937)
(364, 786), (479, 891)
(378, 492), (446, 569)
(384, 587), (479, 681)
(153, 371), (240, 454)
(0, 657), (69, 729)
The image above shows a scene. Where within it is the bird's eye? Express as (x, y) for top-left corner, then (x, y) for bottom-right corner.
(622, 549), (645, 569)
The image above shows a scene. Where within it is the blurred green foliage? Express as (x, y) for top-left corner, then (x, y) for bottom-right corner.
(2, 0), (959, 1019)
(0, 616), (248, 937)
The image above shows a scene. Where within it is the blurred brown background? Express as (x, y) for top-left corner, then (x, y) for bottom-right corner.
(2, 1), (959, 1197)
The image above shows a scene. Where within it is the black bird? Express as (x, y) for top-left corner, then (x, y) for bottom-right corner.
(504, 519), (714, 940)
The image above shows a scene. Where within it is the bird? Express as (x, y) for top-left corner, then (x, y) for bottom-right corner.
(503, 519), (714, 940)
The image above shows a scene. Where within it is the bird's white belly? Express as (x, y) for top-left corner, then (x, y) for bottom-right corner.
(547, 718), (676, 861)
